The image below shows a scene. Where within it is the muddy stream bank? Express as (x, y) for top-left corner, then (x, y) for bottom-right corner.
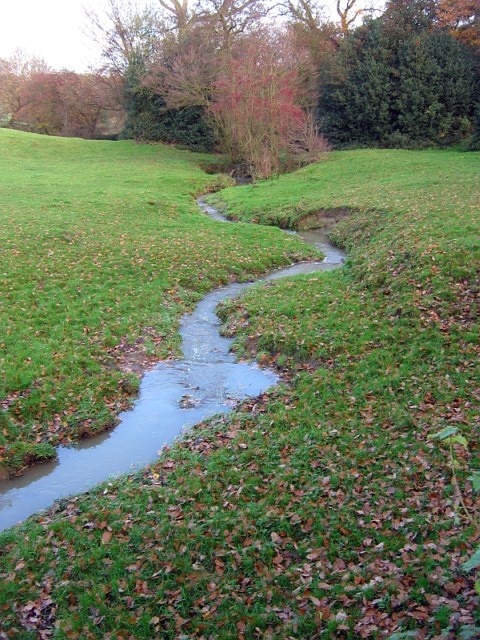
(0, 200), (345, 532)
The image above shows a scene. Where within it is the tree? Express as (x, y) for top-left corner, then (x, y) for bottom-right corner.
(145, 22), (221, 110)
(121, 0), (272, 147)
(279, 0), (340, 112)
(318, 10), (478, 147)
(0, 51), (50, 126)
(281, 0), (330, 33)
(0, 53), (124, 138)
(89, 0), (179, 142)
(394, 30), (476, 144)
(121, 18), (219, 147)
(196, 0), (270, 53)
(380, 0), (437, 39)
(17, 72), (64, 134)
(121, 82), (215, 149)
(57, 72), (125, 138)
(319, 20), (394, 144)
(210, 29), (326, 178)
(149, 0), (271, 110)
(157, 0), (196, 35)
(88, 0), (162, 75)
(336, 0), (376, 34)
(89, 0), (217, 147)
(436, 0), (480, 47)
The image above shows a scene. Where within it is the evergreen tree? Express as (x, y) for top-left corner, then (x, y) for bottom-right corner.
(469, 102), (480, 150)
(381, 0), (437, 40)
(319, 20), (394, 145)
(122, 82), (215, 151)
(394, 31), (475, 145)
(318, 5), (478, 148)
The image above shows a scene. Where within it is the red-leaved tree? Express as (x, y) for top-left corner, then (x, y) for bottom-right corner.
(0, 53), (124, 138)
(210, 30), (328, 178)
(436, 0), (480, 47)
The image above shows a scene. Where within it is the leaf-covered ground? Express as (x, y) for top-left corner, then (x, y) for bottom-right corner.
(0, 147), (479, 638)
(0, 129), (314, 476)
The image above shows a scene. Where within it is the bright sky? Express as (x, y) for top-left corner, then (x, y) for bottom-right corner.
(0, 0), (377, 73)
(0, 0), (107, 71)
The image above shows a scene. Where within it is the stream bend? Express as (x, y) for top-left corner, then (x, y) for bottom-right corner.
(0, 200), (345, 531)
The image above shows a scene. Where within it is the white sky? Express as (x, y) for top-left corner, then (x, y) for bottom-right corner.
(0, 0), (107, 71)
(0, 0), (374, 73)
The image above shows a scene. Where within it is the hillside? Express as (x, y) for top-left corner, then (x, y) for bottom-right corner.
(0, 142), (479, 638)
(0, 129), (313, 477)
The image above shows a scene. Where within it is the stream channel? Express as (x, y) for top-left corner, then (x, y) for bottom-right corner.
(0, 199), (345, 532)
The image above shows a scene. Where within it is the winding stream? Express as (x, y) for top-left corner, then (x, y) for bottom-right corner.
(0, 200), (345, 532)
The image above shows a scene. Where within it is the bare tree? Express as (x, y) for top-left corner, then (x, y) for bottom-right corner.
(210, 28), (327, 178)
(145, 0), (271, 110)
(336, 0), (380, 34)
(146, 24), (220, 109)
(57, 72), (125, 137)
(0, 51), (51, 125)
(87, 0), (162, 74)
(279, 0), (379, 35)
(157, 0), (197, 35)
(280, 0), (330, 32)
(197, 0), (270, 52)
(275, 1), (339, 111)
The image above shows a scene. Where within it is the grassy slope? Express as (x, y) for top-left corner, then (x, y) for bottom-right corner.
(0, 129), (314, 476)
(0, 147), (479, 639)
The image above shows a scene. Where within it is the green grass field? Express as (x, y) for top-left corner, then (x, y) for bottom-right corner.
(0, 129), (314, 476)
(0, 137), (479, 638)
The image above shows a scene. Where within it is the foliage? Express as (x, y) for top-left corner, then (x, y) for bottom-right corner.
(381, 0), (438, 39)
(210, 30), (329, 178)
(319, 20), (394, 146)
(429, 426), (479, 525)
(318, 10), (479, 148)
(0, 53), (123, 138)
(0, 145), (478, 638)
(0, 51), (50, 123)
(435, 0), (480, 47)
(115, 11), (220, 151)
(468, 102), (480, 150)
(122, 84), (216, 150)
(393, 30), (476, 146)
(429, 425), (480, 599)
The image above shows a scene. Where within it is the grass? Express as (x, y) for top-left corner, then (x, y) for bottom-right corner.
(0, 129), (315, 476)
(207, 148), (479, 231)
(0, 143), (479, 638)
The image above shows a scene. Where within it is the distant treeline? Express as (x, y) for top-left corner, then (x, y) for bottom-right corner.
(1, 0), (478, 174)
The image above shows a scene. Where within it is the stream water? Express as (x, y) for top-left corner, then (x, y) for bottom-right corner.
(0, 200), (345, 532)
